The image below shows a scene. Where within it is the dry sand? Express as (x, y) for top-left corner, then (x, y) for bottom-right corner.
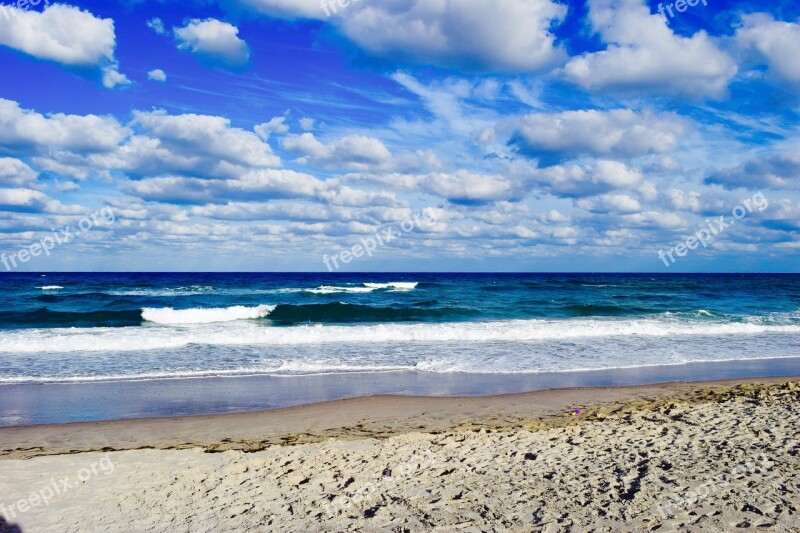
(1, 377), (798, 532)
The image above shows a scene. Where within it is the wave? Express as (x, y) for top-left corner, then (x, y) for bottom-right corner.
(102, 282), (419, 297)
(363, 282), (418, 290)
(37, 286), (64, 290)
(141, 305), (275, 325)
(306, 285), (374, 294)
(306, 282), (418, 294)
(266, 302), (477, 324)
(2, 317), (799, 353)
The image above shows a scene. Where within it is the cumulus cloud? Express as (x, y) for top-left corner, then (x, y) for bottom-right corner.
(0, 99), (282, 182)
(576, 193), (642, 213)
(241, 0), (567, 72)
(519, 160), (643, 197)
(123, 169), (318, 204)
(338, 0), (567, 72)
(510, 109), (687, 166)
(0, 4), (129, 88)
(705, 153), (800, 190)
(561, 0), (736, 97)
(148, 69), (167, 82)
(0, 158), (37, 187)
(0, 98), (129, 156)
(736, 14), (800, 84)
(422, 171), (520, 204)
(299, 118), (315, 131)
(123, 169), (397, 208)
(92, 110), (281, 179)
(255, 116), (289, 140)
(282, 133), (393, 170)
(0, 188), (80, 214)
(174, 18), (250, 68)
(665, 189), (703, 212)
(102, 63), (130, 89)
(0, 188), (49, 211)
(147, 17), (167, 35)
(190, 201), (338, 222)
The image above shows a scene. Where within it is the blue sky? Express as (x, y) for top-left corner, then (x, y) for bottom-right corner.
(0, 0), (799, 271)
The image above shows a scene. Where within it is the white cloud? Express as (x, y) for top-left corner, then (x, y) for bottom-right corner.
(561, 0), (736, 96)
(422, 171), (520, 204)
(124, 169), (321, 204)
(0, 101), (283, 182)
(299, 117), (315, 131)
(240, 0), (567, 72)
(132, 110), (280, 170)
(0, 188), (79, 214)
(620, 211), (687, 230)
(511, 109), (687, 165)
(282, 133), (393, 170)
(0, 4), (129, 88)
(122, 169), (399, 208)
(148, 69), (167, 82)
(89, 109), (281, 179)
(0, 98), (129, 155)
(102, 63), (131, 89)
(338, 0), (567, 72)
(254, 116), (289, 140)
(576, 193), (642, 213)
(736, 14), (800, 84)
(0, 188), (49, 210)
(665, 189), (702, 212)
(147, 17), (167, 35)
(317, 186), (398, 207)
(0, 158), (37, 187)
(174, 18), (250, 68)
(519, 160), (643, 197)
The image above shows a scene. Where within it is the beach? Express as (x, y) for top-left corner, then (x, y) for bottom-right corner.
(2, 377), (798, 531)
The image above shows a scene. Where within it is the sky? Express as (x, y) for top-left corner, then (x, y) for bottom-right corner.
(0, 0), (799, 272)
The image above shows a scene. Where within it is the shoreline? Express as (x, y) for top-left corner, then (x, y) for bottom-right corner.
(3, 355), (800, 427)
(1, 375), (797, 459)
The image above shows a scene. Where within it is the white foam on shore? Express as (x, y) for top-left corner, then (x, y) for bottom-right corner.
(1, 317), (799, 353)
(3, 354), (799, 384)
(141, 305), (276, 325)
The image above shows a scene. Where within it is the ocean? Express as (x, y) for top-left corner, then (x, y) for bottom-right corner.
(0, 273), (799, 385)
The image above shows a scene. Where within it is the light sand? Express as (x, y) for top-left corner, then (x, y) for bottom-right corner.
(0, 378), (798, 531)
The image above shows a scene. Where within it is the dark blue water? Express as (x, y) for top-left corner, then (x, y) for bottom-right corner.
(0, 273), (798, 383)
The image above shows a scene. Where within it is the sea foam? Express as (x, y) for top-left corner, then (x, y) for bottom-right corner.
(141, 305), (275, 325)
(2, 316), (800, 353)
